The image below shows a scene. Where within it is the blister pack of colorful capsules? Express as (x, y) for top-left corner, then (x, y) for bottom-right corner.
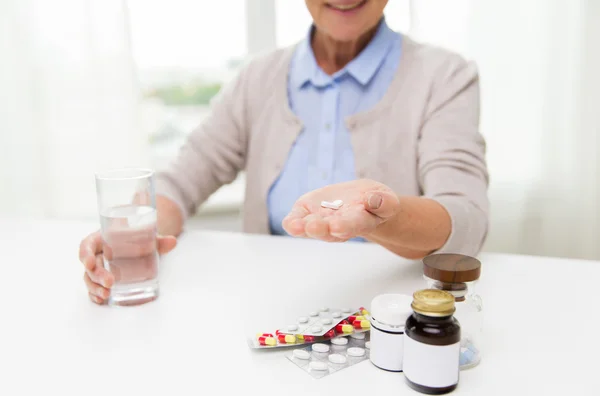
(286, 332), (371, 379)
(248, 306), (371, 349)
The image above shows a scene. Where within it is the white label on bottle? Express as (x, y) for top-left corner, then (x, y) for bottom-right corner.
(369, 326), (404, 371)
(403, 335), (460, 388)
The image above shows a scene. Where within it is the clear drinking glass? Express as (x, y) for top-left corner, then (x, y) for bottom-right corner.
(95, 168), (160, 306)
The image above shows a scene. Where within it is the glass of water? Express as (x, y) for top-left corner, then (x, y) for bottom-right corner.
(95, 168), (159, 306)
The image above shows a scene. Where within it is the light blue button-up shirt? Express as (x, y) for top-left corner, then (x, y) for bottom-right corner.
(267, 18), (402, 236)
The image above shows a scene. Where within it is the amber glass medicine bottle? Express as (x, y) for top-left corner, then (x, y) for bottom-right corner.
(403, 289), (461, 395)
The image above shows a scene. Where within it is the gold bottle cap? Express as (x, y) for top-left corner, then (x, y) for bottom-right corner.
(411, 289), (456, 317)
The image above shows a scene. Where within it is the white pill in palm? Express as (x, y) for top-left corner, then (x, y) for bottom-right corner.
(320, 200), (343, 210)
(333, 200), (343, 206)
(331, 337), (348, 346)
(293, 349), (311, 360)
(312, 343), (330, 353)
(298, 316), (309, 323)
(310, 361), (328, 371)
(347, 347), (366, 357)
(329, 354), (347, 364)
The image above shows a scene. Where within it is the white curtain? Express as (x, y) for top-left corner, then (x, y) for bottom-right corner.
(410, 0), (600, 260)
(0, 0), (146, 221)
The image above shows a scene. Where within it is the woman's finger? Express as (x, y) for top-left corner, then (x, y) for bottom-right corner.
(87, 255), (114, 289)
(304, 214), (340, 242)
(79, 231), (103, 271)
(84, 272), (110, 300)
(282, 207), (310, 237)
(88, 292), (104, 305)
(157, 235), (177, 254)
(329, 208), (379, 239)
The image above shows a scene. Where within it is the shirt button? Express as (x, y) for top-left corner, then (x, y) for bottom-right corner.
(325, 123), (331, 131)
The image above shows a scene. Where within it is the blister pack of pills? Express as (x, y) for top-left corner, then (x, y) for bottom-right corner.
(286, 332), (371, 379)
(248, 306), (371, 349)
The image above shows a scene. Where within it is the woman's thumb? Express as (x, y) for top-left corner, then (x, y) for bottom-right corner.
(364, 191), (399, 219)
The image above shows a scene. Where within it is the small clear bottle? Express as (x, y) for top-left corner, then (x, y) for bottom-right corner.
(422, 253), (483, 370)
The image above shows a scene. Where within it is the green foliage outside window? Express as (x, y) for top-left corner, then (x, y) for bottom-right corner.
(145, 82), (222, 106)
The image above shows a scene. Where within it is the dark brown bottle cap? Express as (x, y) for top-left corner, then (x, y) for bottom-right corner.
(423, 253), (481, 283)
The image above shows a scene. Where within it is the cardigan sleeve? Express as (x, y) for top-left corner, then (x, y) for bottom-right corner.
(153, 63), (250, 220)
(418, 55), (490, 256)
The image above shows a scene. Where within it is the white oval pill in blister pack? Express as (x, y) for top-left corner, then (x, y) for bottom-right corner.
(331, 337), (348, 346)
(347, 347), (366, 357)
(298, 316), (309, 323)
(350, 332), (366, 340)
(287, 324), (298, 331)
(310, 361), (328, 371)
(328, 354), (347, 364)
(321, 318), (332, 325)
(312, 343), (330, 353)
(293, 349), (311, 360)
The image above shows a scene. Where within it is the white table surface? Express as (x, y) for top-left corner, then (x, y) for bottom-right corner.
(1, 219), (598, 395)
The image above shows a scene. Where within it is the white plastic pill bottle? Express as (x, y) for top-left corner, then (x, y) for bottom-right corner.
(369, 293), (413, 372)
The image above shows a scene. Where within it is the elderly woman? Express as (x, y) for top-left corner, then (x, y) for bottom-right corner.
(79, 0), (489, 304)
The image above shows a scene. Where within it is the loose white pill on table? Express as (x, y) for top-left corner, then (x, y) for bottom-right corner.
(310, 325), (323, 333)
(310, 361), (328, 371)
(298, 316), (309, 323)
(312, 343), (330, 353)
(309, 311), (318, 317)
(287, 324), (298, 331)
(365, 341), (371, 349)
(350, 332), (366, 340)
(331, 337), (348, 346)
(293, 349), (311, 360)
(347, 347), (366, 357)
(332, 311), (342, 318)
(329, 354), (347, 364)
(321, 318), (332, 325)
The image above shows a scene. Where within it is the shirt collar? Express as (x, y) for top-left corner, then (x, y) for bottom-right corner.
(290, 17), (397, 89)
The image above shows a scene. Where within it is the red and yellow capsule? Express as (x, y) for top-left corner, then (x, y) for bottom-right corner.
(256, 333), (274, 338)
(277, 334), (296, 344)
(347, 315), (364, 324)
(258, 336), (277, 346)
(353, 319), (370, 329)
(303, 335), (315, 343)
(335, 323), (354, 333)
(324, 329), (336, 338)
(359, 307), (370, 316)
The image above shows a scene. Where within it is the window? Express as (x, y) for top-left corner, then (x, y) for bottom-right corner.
(126, 0), (247, 171)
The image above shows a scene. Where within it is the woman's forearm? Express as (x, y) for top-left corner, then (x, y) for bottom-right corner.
(365, 196), (451, 259)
